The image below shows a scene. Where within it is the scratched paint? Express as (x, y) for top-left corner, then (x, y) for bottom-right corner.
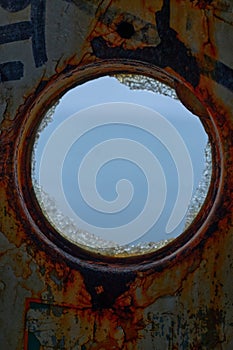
(0, 0), (233, 349)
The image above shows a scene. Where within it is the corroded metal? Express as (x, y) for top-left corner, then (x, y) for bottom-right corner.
(0, 0), (233, 349)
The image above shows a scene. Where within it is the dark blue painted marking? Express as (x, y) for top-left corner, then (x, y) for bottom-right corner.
(214, 61), (233, 92)
(0, 0), (31, 12)
(31, 0), (47, 67)
(91, 0), (200, 88)
(0, 22), (32, 44)
(0, 0), (47, 82)
(91, 0), (233, 92)
(0, 61), (24, 82)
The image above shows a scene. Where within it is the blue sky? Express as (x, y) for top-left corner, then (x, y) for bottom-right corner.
(34, 76), (208, 245)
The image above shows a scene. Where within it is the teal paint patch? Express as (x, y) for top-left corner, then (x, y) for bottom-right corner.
(24, 299), (93, 349)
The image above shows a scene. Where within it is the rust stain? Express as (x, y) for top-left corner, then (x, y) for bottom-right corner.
(0, 0), (233, 348)
(190, 0), (214, 10)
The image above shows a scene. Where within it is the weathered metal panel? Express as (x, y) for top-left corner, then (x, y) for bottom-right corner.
(0, 0), (233, 349)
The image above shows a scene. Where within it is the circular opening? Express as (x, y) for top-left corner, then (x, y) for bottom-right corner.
(31, 74), (212, 257)
(116, 21), (135, 39)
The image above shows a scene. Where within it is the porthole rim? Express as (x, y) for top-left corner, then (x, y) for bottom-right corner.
(14, 60), (222, 270)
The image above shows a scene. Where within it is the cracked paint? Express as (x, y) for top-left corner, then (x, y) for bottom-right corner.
(0, 0), (233, 349)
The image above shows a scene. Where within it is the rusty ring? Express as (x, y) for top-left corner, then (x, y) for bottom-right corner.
(13, 60), (222, 271)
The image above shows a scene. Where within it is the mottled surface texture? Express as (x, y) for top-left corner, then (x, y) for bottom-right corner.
(0, 0), (233, 349)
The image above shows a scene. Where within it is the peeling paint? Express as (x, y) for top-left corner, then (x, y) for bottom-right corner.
(0, 0), (233, 349)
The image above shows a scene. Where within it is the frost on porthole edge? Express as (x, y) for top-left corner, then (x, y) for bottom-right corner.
(31, 78), (176, 256)
(31, 101), (60, 181)
(116, 74), (212, 231)
(31, 75), (212, 256)
(114, 74), (178, 100)
(33, 181), (174, 256)
(184, 141), (212, 229)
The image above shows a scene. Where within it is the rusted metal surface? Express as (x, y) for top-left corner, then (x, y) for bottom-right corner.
(0, 0), (233, 349)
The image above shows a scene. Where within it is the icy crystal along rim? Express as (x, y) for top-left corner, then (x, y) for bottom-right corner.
(31, 74), (211, 257)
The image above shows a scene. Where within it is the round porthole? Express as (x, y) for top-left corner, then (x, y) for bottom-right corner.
(28, 72), (213, 258)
